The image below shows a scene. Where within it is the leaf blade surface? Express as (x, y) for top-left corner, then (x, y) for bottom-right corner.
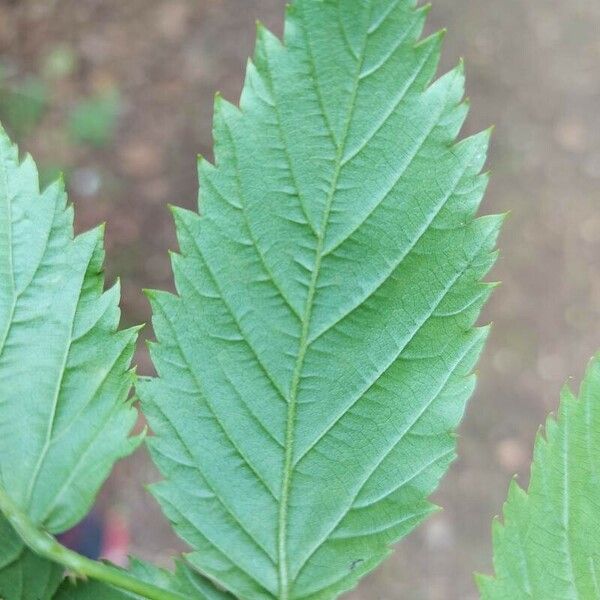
(139, 1), (499, 598)
(478, 354), (600, 600)
(0, 515), (63, 600)
(0, 124), (140, 533)
(54, 559), (233, 600)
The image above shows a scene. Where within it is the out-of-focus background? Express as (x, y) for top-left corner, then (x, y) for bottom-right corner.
(1, 0), (599, 598)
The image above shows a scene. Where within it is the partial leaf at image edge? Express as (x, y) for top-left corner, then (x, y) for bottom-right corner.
(0, 99), (232, 600)
(0, 122), (141, 534)
(54, 558), (234, 600)
(478, 353), (600, 599)
(0, 515), (63, 600)
(138, 0), (501, 598)
(0, 510), (232, 600)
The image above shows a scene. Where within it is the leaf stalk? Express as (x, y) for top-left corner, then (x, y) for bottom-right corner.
(0, 485), (189, 600)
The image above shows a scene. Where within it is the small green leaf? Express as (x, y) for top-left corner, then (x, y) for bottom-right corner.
(42, 45), (78, 81)
(0, 123), (141, 534)
(0, 77), (48, 137)
(0, 514), (63, 600)
(54, 559), (233, 600)
(125, 559), (233, 600)
(0, 515), (231, 600)
(139, 1), (500, 598)
(478, 353), (600, 599)
(68, 91), (120, 148)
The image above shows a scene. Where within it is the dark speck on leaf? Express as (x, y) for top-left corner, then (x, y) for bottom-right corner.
(350, 559), (365, 571)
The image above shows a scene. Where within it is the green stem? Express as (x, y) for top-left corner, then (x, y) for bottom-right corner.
(0, 486), (188, 600)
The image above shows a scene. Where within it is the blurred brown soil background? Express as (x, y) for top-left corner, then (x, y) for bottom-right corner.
(1, 1), (599, 598)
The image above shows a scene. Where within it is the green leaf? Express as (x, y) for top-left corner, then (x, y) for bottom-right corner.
(124, 559), (233, 600)
(0, 517), (230, 600)
(138, 1), (500, 598)
(0, 507), (230, 600)
(42, 45), (78, 81)
(0, 77), (48, 138)
(0, 123), (141, 534)
(0, 515), (63, 600)
(68, 90), (120, 148)
(478, 353), (600, 599)
(54, 559), (233, 600)
(55, 581), (138, 600)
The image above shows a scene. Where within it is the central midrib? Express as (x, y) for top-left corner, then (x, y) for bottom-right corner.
(276, 9), (370, 598)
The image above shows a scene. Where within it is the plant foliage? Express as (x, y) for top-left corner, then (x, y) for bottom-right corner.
(0, 122), (235, 599)
(0, 516), (63, 600)
(0, 124), (141, 535)
(138, 1), (500, 598)
(54, 558), (232, 600)
(478, 354), (600, 599)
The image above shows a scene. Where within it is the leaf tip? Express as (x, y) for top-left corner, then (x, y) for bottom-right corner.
(420, 2), (433, 16)
(497, 209), (511, 224)
(415, 27), (445, 51)
(167, 203), (186, 221)
(131, 322), (146, 335)
(143, 288), (158, 300)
